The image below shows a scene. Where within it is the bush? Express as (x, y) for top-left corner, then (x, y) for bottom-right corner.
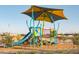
(2, 34), (13, 47)
(73, 34), (79, 45)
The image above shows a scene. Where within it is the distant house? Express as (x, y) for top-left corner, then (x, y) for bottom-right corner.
(12, 36), (18, 42)
(0, 42), (5, 47)
(0, 35), (2, 40)
(64, 39), (73, 45)
(58, 40), (64, 44)
(12, 35), (24, 42)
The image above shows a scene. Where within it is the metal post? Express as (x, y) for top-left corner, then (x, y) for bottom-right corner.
(40, 14), (46, 47)
(32, 8), (35, 47)
(57, 23), (60, 33)
(50, 15), (58, 47)
(47, 14), (52, 45)
(40, 24), (43, 47)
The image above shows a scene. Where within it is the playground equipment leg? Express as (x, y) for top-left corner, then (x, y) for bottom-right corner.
(34, 36), (38, 46)
(53, 36), (58, 48)
(50, 37), (52, 45)
(30, 39), (32, 46)
(40, 39), (43, 47)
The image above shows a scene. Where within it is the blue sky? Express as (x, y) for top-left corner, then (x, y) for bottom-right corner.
(0, 5), (79, 34)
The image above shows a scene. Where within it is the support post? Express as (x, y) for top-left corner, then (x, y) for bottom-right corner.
(31, 8), (35, 47)
(50, 15), (58, 47)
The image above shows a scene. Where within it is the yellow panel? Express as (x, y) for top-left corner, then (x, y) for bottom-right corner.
(48, 10), (65, 18)
(36, 12), (51, 22)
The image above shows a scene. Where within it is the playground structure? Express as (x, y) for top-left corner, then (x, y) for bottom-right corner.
(13, 6), (67, 47)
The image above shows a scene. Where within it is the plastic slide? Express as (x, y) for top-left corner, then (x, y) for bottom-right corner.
(13, 28), (33, 46)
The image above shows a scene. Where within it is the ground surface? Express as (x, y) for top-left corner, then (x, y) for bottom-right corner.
(0, 45), (79, 54)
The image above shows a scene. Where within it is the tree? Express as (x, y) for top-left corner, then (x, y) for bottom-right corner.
(73, 33), (79, 45)
(2, 34), (13, 47)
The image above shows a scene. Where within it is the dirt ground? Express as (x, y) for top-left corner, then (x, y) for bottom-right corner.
(0, 45), (79, 54)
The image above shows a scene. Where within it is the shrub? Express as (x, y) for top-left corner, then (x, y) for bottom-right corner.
(73, 34), (79, 45)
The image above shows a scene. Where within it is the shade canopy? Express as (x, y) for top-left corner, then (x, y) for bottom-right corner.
(22, 6), (67, 23)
